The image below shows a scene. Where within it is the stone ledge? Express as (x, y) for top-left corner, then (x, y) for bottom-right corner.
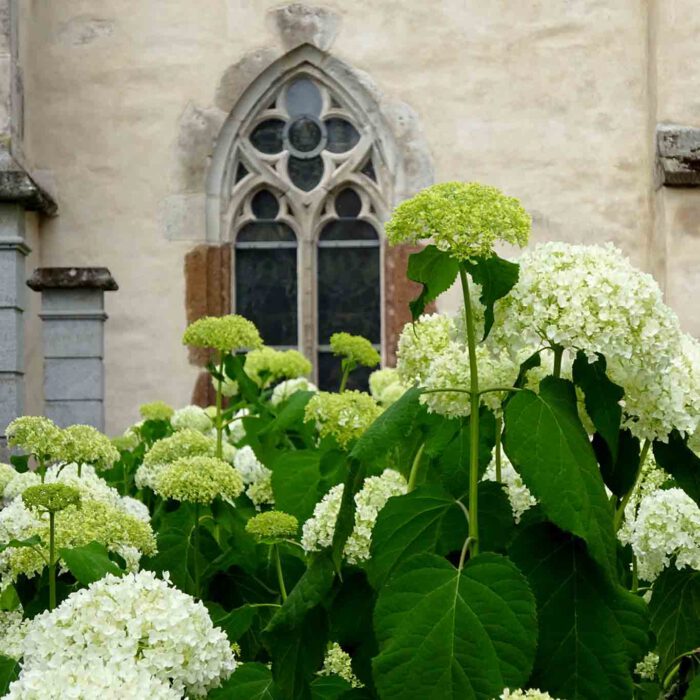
(27, 267), (118, 292)
(0, 150), (57, 215)
(657, 124), (700, 187)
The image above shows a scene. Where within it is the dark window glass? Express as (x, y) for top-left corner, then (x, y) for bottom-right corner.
(335, 189), (362, 218)
(237, 221), (295, 243)
(235, 162), (249, 183)
(286, 78), (322, 117)
(251, 189), (279, 219)
(287, 117), (323, 153)
(317, 245), (380, 342)
(319, 220), (378, 242)
(361, 158), (376, 182)
(235, 247), (297, 346)
(288, 155), (324, 191)
(325, 118), (360, 153)
(250, 119), (285, 154)
(317, 352), (372, 392)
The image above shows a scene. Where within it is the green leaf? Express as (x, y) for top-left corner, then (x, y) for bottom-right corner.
(0, 655), (19, 695)
(572, 351), (624, 462)
(349, 387), (423, 464)
(512, 350), (541, 390)
(0, 534), (42, 553)
(649, 567), (700, 679)
(461, 254), (519, 339)
(503, 377), (618, 578)
(373, 553), (537, 700)
(310, 676), (352, 700)
(367, 485), (467, 589)
(509, 522), (650, 700)
(225, 353), (261, 404)
(653, 431), (700, 506)
(478, 481), (516, 554)
(686, 676), (700, 700)
(58, 541), (123, 585)
(209, 662), (279, 699)
(208, 602), (258, 643)
(9, 455), (29, 473)
(593, 429), (641, 499)
(271, 450), (324, 523)
(406, 245), (459, 320)
(263, 391), (315, 437)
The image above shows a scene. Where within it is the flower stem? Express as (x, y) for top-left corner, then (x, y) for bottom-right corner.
(273, 544), (287, 602)
(552, 345), (564, 378)
(338, 361), (352, 393)
(215, 354), (225, 460)
(407, 443), (425, 492)
(495, 416), (503, 483)
(459, 268), (481, 559)
(193, 503), (201, 598)
(48, 511), (56, 611)
(614, 439), (651, 532)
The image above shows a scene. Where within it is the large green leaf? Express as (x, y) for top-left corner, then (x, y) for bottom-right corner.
(262, 391), (315, 437)
(310, 676), (352, 700)
(648, 567), (700, 679)
(461, 254), (519, 339)
(59, 541), (123, 585)
(367, 486), (467, 589)
(592, 429), (641, 499)
(406, 245), (459, 320)
(271, 450), (324, 523)
(0, 655), (19, 695)
(208, 602), (258, 643)
(209, 662), (279, 699)
(503, 377), (617, 577)
(572, 351), (624, 462)
(373, 553), (537, 700)
(509, 522), (649, 700)
(0, 535), (42, 553)
(653, 431), (700, 506)
(686, 676), (700, 700)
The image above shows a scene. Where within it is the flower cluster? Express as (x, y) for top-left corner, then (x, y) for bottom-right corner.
(270, 377), (318, 407)
(233, 446), (274, 507)
(245, 347), (312, 387)
(171, 405), (213, 433)
(483, 454), (536, 523)
(618, 487), (700, 582)
(634, 651), (659, 681)
(386, 182), (531, 261)
(498, 691), (561, 700)
(55, 424), (120, 471)
(319, 642), (363, 688)
(5, 416), (60, 462)
(182, 314), (262, 352)
(22, 483), (81, 514)
(11, 571), (236, 697)
(396, 314), (456, 384)
(151, 456), (244, 505)
(245, 511), (298, 541)
(0, 609), (28, 659)
(304, 391), (382, 449)
(139, 400), (174, 422)
(302, 469), (407, 564)
(330, 332), (381, 368)
(369, 368), (408, 407)
(0, 462), (17, 494)
(227, 407), (250, 444)
(3, 471), (40, 502)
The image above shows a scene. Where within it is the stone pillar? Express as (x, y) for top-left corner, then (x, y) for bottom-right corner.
(0, 203), (29, 436)
(27, 268), (118, 430)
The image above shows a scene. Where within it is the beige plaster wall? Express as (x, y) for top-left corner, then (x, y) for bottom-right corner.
(18, 0), (697, 433)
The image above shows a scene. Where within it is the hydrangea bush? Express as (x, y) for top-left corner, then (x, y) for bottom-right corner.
(1, 181), (699, 699)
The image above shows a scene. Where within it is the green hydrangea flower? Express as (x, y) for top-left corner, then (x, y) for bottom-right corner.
(152, 456), (244, 505)
(55, 425), (120, 471)
(245, 511), (298, 541)
(22, 484), (81, 514)
(330, 333), (380, 369)
(304, 391), (382, 448)
(182, 314), (263, 352)
(139, 401), (174, 421)
(6, 416), (60, 461)
(386, 182), (531, 261)
(245, 347), (312, 387)
(0, 463), (17, 494)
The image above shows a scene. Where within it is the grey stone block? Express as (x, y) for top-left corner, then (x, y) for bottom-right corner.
(0, 307), (21, 372)
(41, 288), (105, 314)
(657, 125), (700, 187)
(45, 400), (104, 429)
(44, 358), (103, 401)
(42, 318), (104, 359)
(0, 248), (24, 308)
(0, 372), (22, 435)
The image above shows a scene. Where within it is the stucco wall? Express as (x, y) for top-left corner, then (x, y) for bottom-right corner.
(18, 0), (699, 433)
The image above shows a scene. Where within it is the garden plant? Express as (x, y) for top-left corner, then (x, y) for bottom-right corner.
(0, 181), (699, 699)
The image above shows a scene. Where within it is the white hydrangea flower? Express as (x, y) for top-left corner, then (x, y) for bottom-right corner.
(302, 469), (407, 565)
(119, 496), (151, 523)
(270, 377), (318, 407)
(0, 463), (17, 494)
(16, 571), (236, 697)
(498, 690), (561, 700)
(233, 445), (269, 486)
(483, 454), (537, 523)
(618, 487), (700, 582)
(246, 473), (275, 509)
(221, 376), (239, 398)
(0, 609), (28, 659)
(318, 642), (363, 688)
(396, 313), (457, 384)
(3, 471), (40, 502)
(369, 368), (408, 407)
(634, 651), (659, 681)
(228, 408), (250, 445)
(171, 405), (214, 434)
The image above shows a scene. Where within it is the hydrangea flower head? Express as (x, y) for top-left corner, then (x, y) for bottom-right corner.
(369, 368), (409, 407)
(386, 182), (531, 261)
(152, 456), (244, 505)
(3, 471), (40, 501)
(304, 391), (382, 448)
(246, 511), (298, 541)
(396, 314), (456, 384)
(6, 416), (60, 460)
(319, 642), (363, 688)
(55, 424), (120, 471)
(182, 314), (262, 352)
(0, 609), (27, 660)
(330, 332), (381, 368)
(22, 483), (81, 514)
(170, 405), (213, 433)
(245, 347), (312, 387)
(634, 651), (659, 681)
(0, 463), (17, 494)
(270, 377), (318, 407)
(139, 400), (174, 421)
(483, 453), (536, 523)
(498, 691), (561, 700)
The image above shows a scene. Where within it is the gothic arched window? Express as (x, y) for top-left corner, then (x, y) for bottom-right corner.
(225, 67), (390, 389)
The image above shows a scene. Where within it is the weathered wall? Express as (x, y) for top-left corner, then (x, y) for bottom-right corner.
(17, 0), (699, 433)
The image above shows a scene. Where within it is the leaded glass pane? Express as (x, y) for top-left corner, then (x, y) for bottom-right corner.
(251, 189), (279, 219)
(319, 220), (378, 242)
(250, 119), (285, 154)
(325, 118), (360, 153)
(318, 246), (380, 342)
(288, 155), (324, 191)
(335, 189), (362, 218)
(287, 117), (323, 153)
(361, 158), (376, 182)
(285, 78), (322, 117)
(237, 221), (295, 243)
(236, 248), (297, 345)
(317, 351), (372, 392)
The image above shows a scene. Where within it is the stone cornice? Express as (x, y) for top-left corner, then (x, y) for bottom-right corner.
(27, 267), (118, 292)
